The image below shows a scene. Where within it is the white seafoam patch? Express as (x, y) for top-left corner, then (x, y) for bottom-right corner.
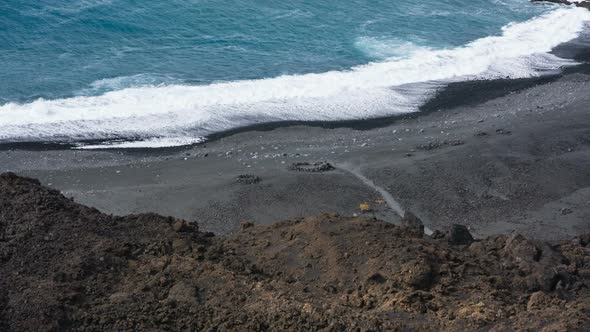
(1, 7), (590, 148)
(354, 37), (431, 59)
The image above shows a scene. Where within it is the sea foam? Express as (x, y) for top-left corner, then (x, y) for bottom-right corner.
(1, 7), (589, 148)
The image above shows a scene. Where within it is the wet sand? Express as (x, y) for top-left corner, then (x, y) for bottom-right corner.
(2, 64), (590, 240)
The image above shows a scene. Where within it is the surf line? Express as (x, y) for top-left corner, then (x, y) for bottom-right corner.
(335, 162), (433, 235)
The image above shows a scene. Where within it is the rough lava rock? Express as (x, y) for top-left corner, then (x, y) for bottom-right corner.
(401, 211), (425, 237)
(1, 173), (590, 331)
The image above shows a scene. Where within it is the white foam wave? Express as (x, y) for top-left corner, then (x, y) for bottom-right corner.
(354, 37), (431, 59)
(1, 7), (589, 148)
(75, 136), (204, 149)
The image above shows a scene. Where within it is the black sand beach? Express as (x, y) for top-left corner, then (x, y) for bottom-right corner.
(2, 56), (590, 240)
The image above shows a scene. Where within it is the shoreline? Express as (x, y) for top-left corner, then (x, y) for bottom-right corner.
(0, 72), (571, 152)
(2, 29), (590, 153)
(2, 63), (589, 240)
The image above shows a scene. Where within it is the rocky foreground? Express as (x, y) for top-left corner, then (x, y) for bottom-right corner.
(1, 173), (589, 331)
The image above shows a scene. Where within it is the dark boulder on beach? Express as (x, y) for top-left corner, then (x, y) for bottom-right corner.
(288, 161), (335, 172)
(1, 173), (590, 331)
(236, 174), (262, 184)
(448, 224), (475, 245)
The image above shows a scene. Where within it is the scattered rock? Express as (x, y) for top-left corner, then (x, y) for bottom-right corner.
(236, 174), (262, 184)
(446, 139), (464, 146)
(495, 128), (511, 135)
(416, 139), (464, 151)
(560, 208), (573, 215)
(288, 161), (335, 172)
(416, 141), (443, 151)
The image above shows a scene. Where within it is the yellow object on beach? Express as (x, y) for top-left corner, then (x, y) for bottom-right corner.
(359, 202), (371, 212)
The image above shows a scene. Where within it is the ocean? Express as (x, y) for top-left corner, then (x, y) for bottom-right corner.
(1, 0), (589, 148)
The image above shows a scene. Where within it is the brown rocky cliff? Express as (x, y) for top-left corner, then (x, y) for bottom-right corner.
(1, 172), (589, 331)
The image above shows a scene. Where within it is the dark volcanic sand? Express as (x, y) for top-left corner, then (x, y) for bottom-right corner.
(2, 69), (590, 239)
(1, 173), (590, 331)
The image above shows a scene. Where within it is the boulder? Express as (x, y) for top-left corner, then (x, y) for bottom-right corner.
(448, 224), (474, 245)
(503, 233), (571, 291)
(401, 212), (424, 237)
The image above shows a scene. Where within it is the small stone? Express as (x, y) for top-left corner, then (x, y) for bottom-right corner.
(495, 128), (511, 135)
(559, 208), (573, 215)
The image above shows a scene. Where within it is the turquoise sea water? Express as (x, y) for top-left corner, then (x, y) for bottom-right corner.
(1, 0), (589, 147)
